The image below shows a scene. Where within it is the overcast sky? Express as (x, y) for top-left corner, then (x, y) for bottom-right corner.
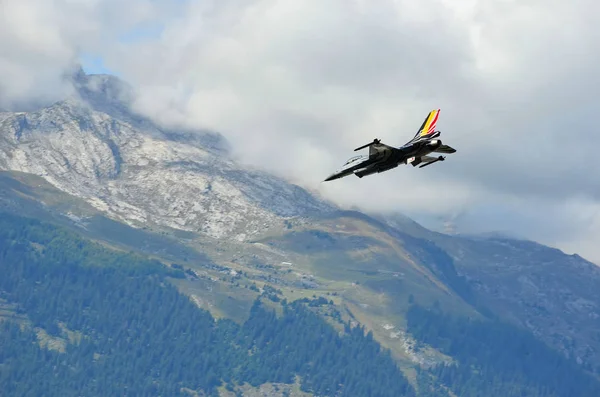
(2, 0), (600, 262)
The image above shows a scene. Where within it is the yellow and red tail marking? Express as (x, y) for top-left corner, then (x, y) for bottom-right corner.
(419, 109), (440, 137)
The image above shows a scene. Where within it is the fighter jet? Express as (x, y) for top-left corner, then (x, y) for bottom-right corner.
(324, 109), (456, 182)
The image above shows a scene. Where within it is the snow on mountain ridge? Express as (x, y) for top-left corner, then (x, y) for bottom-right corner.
(0, 72), (335, 239)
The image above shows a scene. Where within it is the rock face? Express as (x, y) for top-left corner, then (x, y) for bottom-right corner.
(0, 71), (334, 240)
(434, 236), (600, 372)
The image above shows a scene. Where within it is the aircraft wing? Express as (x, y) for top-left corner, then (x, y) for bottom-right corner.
(408, 155), (446, 168)
(367, 141), (401, 158)
(375, 142), (398, 151)
(417, 155), (446, 168)
(433, 144), (456, 154)
(419, 155), (439, 163)
(353, 139), (400, 158)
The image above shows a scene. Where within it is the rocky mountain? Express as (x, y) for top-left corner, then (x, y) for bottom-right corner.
(2, 68), (600, 382)
(0, 70), (333, 241)
(436, 234), (600, 371)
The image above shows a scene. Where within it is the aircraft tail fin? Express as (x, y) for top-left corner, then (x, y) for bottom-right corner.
(412, 109), (440, 140)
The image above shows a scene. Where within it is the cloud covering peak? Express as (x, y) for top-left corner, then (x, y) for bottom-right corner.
(3, 0), (600, 261)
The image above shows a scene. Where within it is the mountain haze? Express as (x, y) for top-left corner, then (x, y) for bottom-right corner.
(1, 68), (600, 395)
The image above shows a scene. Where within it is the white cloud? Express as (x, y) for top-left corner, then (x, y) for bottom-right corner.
(2, 0), (600, 262)
(0, 0), (167, 108)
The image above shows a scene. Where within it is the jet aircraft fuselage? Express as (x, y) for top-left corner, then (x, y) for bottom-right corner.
(324, 109), (456, 182)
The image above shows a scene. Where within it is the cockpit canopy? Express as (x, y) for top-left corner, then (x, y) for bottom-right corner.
(343, 155), (363, 166)
(341, 155), (368, 169)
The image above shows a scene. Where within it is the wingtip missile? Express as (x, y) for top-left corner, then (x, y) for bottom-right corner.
(354, 138), (381, 152)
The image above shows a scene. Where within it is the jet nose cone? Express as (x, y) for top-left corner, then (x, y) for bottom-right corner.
(323, 172), (341, 182)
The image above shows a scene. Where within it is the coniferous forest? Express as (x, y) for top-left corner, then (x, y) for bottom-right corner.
(0, 212), (414, 396)
(1, 211), (600, 396)
(406, 303), (600, 397)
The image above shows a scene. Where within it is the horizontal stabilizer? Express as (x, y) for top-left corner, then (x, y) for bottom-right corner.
(433, 144), (456, 154)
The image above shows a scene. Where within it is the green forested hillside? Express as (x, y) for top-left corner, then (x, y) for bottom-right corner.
(0, 212), (414, 396)
(1, 211), (599, 397)
(407, 304), (600, 397)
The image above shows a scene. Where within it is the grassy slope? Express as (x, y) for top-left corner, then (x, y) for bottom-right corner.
(248, 216), (477, 369)
(0, 170), (477, 373)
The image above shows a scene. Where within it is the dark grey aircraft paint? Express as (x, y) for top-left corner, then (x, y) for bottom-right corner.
(324, 109), (456, 182)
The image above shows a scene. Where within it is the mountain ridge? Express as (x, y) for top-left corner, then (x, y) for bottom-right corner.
(0, 73), (336, 239)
